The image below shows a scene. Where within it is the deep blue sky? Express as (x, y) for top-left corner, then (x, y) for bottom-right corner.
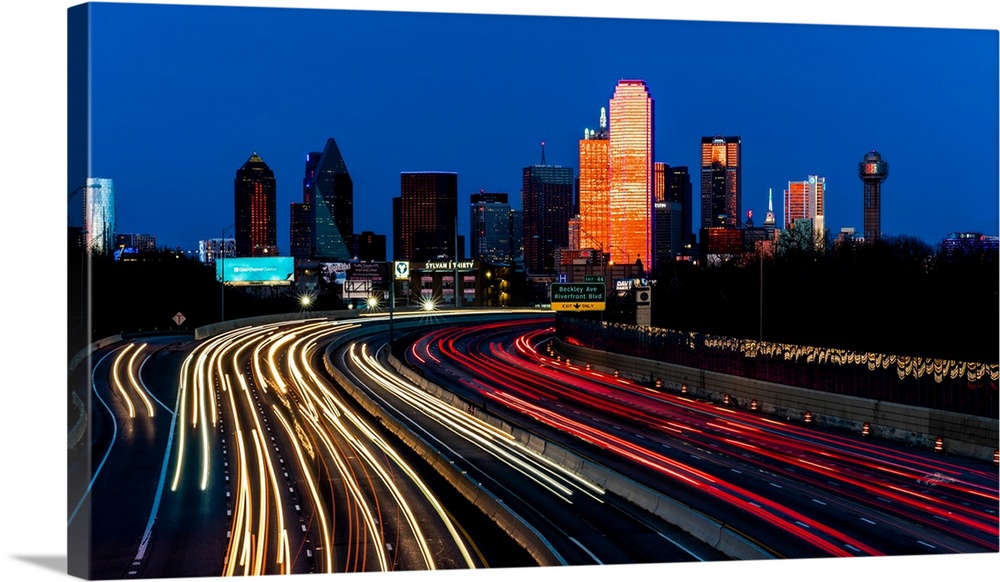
(82, 3), (998, 256)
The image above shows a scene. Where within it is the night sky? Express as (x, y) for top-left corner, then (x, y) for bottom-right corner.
(79, 1), (998, 257)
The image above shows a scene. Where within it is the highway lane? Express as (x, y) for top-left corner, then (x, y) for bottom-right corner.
(67, 335), (227, 579)
(330, 325), (730, 566)
(70, 316), (540, 579)
(404, 318), (1000, 560)
(166, 318), (487, 574)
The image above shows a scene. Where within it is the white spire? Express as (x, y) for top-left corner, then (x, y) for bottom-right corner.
(768, 188), (773, 212)
(600, 107), (607, 130)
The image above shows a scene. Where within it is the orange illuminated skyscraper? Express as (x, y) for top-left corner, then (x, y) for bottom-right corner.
(784, 175), (825, 229)
(784, 175), (826, 248)
(578, 107), (610, 258)
(608, 80), (654, 273)
(700, 136), (741, 230)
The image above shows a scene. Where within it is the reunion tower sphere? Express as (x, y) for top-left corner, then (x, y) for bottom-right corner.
(859, 150), (889, 182)
(859, 150), (889, 242)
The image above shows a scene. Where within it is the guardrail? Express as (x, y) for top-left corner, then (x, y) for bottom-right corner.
(553, 338), (1000, 463)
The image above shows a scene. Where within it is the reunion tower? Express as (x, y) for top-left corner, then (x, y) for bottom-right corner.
(859, 150), (889, 242)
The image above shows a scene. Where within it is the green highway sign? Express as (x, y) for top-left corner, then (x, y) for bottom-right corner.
(550, 282), (606, 312)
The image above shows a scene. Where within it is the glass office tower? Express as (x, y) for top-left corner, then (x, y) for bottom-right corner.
(83, 177), (116, 256)
(311, 138), (354, 261)
(608, 80), (655, 273)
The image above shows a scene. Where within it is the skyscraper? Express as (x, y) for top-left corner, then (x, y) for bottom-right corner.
(522, 160), (574, 274)
(399, 171), (458, 261)
(654, 163), (693, 265)
(608, 80), (655, 272)
(578, 107), (610, 259)
(234, 153), (277, 257)
(470, 191), (512, 263)
(509, 209), (523, 263)
(859, 150), (889, 242)
(700, 136), (742, 230)
(311, 138), (354, 261)
(353, 231), (387, 262)
(666, 165), (693, 251)
(654, 162), (683, 266)
(290, 151), (321, 259)
(784, 175), (825, 229)
(82, 177), (115, 256)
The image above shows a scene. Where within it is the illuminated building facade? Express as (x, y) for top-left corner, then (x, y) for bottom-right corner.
(234, 153), (277, 257)
(608, 80), (655, 272)
(700, 136), (741, 229)
(941, 232), (999, 259)
(509, 209), (523, 261)
(399, 171), (458, 261)
(701, 227), (744, 261)
(784, 175), (826, 247)
(654, 163), (691, 265)
(763, 188), (777, 242)
(470, 191), (512, 263)
(114, 232), (156, 252)
(567, 215), (581, 251)
(82, 177), (115, 256)
(198, 237), (235, 264)
(311, 138), (354, 260)
(859, 150), (889, 242)
(522, 163), (574, 274)
(290, 151), (321, 259)
(578, 107), (610, 258)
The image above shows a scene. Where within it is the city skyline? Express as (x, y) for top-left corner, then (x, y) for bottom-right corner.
(4, 4), (997, 582)
(73, 2), (999, 259)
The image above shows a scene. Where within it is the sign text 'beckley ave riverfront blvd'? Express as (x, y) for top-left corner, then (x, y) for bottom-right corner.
(550, 282), (606, 312)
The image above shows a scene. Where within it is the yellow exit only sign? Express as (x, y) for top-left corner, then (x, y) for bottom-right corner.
(551, 301), (606, 312)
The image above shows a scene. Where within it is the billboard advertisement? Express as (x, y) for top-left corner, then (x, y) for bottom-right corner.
(320, 262), (350, 286)
(217, 256), (295, 286)
(346, 262), (389, 283)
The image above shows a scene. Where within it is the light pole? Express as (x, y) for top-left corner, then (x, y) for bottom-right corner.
(389, 270), (395, 346)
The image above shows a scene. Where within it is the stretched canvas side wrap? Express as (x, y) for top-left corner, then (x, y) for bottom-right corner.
(67, 2), (999, 580)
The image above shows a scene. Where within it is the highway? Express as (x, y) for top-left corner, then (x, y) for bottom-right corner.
(67, 309), (998, 578)
(402, 317), (1000, 559)
(68, 316), (535, 578)
(331, 327), (728, 565)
